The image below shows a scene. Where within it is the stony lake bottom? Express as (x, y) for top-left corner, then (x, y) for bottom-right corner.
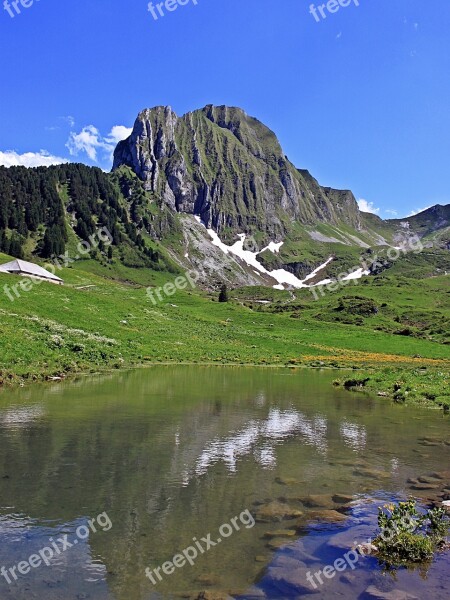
(0, 366), (448, 600)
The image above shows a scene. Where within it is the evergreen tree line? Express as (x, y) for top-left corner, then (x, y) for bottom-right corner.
(0, 163), (161, 264)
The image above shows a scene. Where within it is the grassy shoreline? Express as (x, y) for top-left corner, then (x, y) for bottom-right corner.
(333, 367), (450, 411)
(0, 256), (448, 407)
(1, 354), (449, 413)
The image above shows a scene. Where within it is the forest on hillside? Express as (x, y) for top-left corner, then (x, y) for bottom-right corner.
(0, 164), (165, 267)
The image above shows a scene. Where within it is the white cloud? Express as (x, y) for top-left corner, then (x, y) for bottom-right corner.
(408, 206), (431, 217)
(385, 209), (398, 216)
(0, 150), (68, 168)
(60, 115), (76, 128)
(66, 124), (132, 164)
(357, 199), (380, 215)
(106, 125), (133, 145)
(46, 116), (76, 133)
(0, 121), (132, 170)
(66, 125), (103, 161)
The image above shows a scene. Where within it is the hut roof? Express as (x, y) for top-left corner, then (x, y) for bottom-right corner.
(0, 259), (63, 283)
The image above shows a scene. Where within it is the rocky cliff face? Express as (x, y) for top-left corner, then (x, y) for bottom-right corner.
(113, 105), (362, 243)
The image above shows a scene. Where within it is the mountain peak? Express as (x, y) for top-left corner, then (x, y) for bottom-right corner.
(113, 105), (362, 239)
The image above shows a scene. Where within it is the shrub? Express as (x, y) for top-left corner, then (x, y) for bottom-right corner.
(393, 391), (406, 403)
(218, 284), (229, 303)
(375, 500), (449, 569)
(334, 296), (379, 317)
(343, 377), (370, 389)
(378, 532), (434, 564)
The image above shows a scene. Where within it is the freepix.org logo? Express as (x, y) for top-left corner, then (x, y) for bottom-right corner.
(148, 0), (198, 22)
(309, 0), (360, 22)
(3, 0), (40, 19)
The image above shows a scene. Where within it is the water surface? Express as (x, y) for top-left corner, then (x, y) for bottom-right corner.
(0, 366), (448, 599)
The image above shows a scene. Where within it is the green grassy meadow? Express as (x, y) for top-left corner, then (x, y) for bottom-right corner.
(0, 251), (449, 408)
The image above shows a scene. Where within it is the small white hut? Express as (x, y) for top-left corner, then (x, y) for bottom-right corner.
(0, 259), (63, 285)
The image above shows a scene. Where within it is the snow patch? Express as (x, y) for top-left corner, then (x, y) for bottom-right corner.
(342, 268), (370, 281)
(302, 256), (334, 282)
(261, 241), (284, 254)
(227, 234), (267, 274)
(204, 225), (307, 288)
(207, 228), (232, 256)
(269, 268), (307, 288)
(314, 278), (332, 286)
(195, 218), (338, 291)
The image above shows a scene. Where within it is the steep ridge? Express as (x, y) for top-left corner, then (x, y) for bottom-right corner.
(113, 105), (363, 243)
(112, 105), (450, 286)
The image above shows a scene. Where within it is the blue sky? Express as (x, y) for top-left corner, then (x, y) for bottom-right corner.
(0, 0), (449, 218)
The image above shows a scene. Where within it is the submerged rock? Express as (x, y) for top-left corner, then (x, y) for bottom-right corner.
(263, 529), (297, 539)
(254, 555), (268, 563)
(254, 501), (303, 522)
(300, 494), (336, 509)
(308, 509), (348, 522)
(357, 542), (378, 555)
(409, 483), (440, 490)
(266, 538), (291, 550)
(417, 475), (444, 484)
(418, 440), (442, 447)
(238, 586), (266, 599)
(332, 493), (355, 504)
(196, 574), (221, 587)
(429, 471), (449, 480)
(196, 592), (234, 600)
(275, 476), (299, 486)
(362, 585), (419, 600)
(353, 468), (391, 480)
(327, 524), (373, 550)
(266, 561), (320, 595)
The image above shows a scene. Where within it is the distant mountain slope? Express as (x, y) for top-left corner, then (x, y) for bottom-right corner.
(389, 205), (450, 248)
(0, 105), (448, 289)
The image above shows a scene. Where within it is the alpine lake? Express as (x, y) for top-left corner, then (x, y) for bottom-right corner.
(0, 366), (449, 600)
